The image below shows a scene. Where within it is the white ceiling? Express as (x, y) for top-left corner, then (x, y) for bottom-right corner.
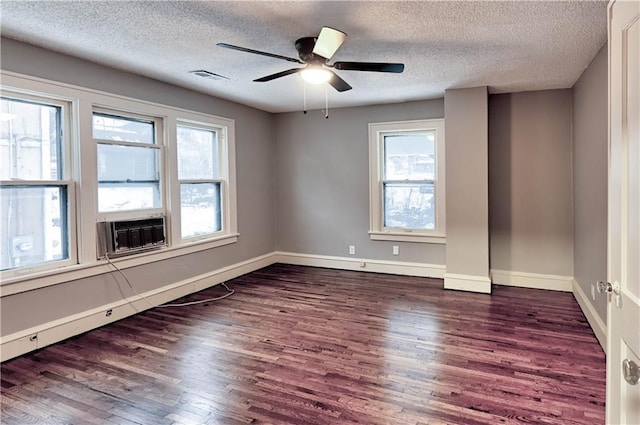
(0, 1), (607, 113)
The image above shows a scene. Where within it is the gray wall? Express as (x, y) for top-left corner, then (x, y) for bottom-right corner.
(275, 100), (446, 265)
(444, 87), (490, 289)
(0, 38), (276, 336)
(489, 89), (574, 278)
(573, 44), (608, 324)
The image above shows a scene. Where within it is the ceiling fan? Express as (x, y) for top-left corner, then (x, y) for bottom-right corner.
(217, 27), (404, 92)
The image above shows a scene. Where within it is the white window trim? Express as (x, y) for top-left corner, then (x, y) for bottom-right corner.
(368, 118), (446, 244)
(0, 91), (79, 278)
(93, 108), (165, 221)
(175, 119), (233, 243)
(0, 71), (238, 294)
(170, 115), (237, 244)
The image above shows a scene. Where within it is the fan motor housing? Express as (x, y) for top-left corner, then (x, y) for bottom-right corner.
(295, 37), (325, 63)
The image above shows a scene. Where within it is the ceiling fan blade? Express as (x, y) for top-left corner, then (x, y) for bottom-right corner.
(254, 68), (303, 82)
(217, 43), (304, 64)
(312, 27), (347, 60)
(332, 61), (405, 73)
(328, 71), (352, 92)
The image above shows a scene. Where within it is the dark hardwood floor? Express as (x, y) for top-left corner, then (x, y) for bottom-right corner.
(1, 264), (605, 424)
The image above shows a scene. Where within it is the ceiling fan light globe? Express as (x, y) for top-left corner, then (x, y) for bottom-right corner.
(300, 68), (332, 84)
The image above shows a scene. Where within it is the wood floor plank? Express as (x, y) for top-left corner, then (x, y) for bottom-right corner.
(1, 264), (605, 424)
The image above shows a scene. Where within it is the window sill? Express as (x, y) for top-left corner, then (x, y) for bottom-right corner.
(0, 233), (239, 297)
(369, 231), (446, 244)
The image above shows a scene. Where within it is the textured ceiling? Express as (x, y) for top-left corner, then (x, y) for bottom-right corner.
(0, 1), (607, 113)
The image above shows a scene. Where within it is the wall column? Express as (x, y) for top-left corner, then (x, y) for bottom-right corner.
(444, 87), (490, 293)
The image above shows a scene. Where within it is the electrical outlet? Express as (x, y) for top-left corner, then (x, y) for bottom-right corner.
(392, 246), (399, 256)
(106, 309), (113, 317)
(349, 245), (355, 255)
(591, 284), (595, 301)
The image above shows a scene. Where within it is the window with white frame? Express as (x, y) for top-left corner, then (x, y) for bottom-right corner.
(368, 119), (445, 243)
(177, 123), (223, 240)
(93, 111), (163, 217)
(1, 72), (238, 289)
(0, 93), (76, 273)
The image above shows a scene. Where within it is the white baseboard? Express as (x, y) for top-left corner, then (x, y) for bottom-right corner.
(444, 273), (492, 293)
(274, 251), (446, 279)
(491, 269), (573, 292)
(572, 278), (607, 352)
(0, 252), (276, 362)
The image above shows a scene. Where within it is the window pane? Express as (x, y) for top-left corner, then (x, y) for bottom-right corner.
(1, 97), (62, 180)
(383, 182), (435, 230)
(93, 113), (155, 144)
(180, 183), (221, 238)
(98, 182), (161, 212)
(384, 132), (435, 181)
(1, 186), (68, 271)
(98, 144), (158, 182)
(177, 125), (218, 180)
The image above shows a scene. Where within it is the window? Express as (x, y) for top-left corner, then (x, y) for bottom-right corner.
(368, 119), (445, 243)
(1, 72), (238, 290)
(0, 94), (76, 273)
(93, 111), (163, 216)
(177, 124), (222, 239)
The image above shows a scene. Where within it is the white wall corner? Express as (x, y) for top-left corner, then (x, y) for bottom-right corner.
(490, 269), (573, 292)
(572, 278), (607, 352)
(444, 273), (491, 293)
(0, 252), (278, 362)
(274, 251), (446, 279)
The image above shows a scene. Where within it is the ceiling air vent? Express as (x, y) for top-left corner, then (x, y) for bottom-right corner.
(190, 70), (229, 80)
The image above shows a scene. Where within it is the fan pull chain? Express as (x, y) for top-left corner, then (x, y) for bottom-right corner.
(303, 81), (308, 114)
(324, 85), (329, 119)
